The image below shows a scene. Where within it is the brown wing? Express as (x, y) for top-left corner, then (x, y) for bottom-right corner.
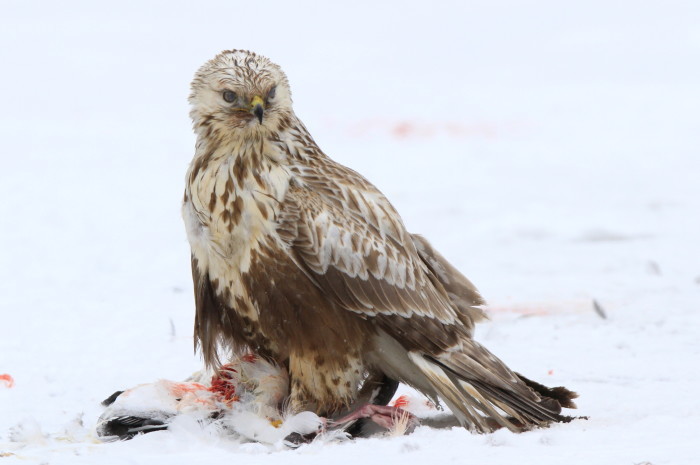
(411, 234), (487, 333)
(276, 162), (483, 351)
(191, 255), (229, 366)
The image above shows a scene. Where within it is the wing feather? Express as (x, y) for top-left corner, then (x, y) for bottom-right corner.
(411, 234), (487, 333)
(277, 176), (460, 329)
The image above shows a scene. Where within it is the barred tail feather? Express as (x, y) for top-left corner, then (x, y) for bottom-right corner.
(407, 345), (578, 433)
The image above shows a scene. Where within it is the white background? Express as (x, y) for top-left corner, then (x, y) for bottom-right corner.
(1, 1), (699, 463)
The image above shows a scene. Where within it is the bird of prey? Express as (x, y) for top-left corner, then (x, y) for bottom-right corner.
(183, 49), (577, 434)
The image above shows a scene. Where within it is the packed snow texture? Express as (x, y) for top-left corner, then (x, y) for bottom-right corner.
(1, 1), (699, 464)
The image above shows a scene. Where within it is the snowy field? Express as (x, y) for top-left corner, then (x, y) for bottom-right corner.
(1, 1), (699, 464)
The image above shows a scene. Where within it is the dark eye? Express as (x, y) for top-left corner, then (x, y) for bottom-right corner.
(267, 86), (276, 100)
(222, 90), (237, 103)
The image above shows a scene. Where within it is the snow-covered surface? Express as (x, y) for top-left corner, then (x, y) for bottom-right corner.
(1, 1), (699, 463)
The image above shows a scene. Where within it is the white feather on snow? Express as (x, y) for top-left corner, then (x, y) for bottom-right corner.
(95, 356), (326, 446)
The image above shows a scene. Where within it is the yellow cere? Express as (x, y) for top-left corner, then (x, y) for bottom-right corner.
(250, 95), (265, 109)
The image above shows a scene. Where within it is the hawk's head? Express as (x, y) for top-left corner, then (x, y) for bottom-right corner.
(189, 50), (293, 138)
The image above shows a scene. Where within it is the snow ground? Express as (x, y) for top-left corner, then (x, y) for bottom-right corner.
(1, 1), (699, 463)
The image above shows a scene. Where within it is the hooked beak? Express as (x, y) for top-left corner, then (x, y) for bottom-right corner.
(250, 95), (264, 123)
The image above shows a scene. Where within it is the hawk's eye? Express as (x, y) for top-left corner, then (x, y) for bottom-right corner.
(222, 90), (237, 103)
(267, 86), (276, 100)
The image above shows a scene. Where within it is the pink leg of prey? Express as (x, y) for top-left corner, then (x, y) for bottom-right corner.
(331, 404), (418, 432)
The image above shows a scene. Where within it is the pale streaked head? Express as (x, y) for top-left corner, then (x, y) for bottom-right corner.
(189, 50), (293, 137)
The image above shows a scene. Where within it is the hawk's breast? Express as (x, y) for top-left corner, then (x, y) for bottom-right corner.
(185, 148), (291, 268)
